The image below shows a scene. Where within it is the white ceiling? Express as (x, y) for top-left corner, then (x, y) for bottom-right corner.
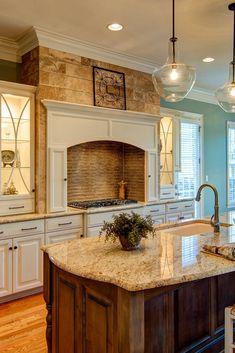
(0, 0), (234, 92)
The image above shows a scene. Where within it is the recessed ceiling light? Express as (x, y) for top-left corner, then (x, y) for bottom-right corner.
(107, 23), (123, 31)
(202, 57), (215, 63)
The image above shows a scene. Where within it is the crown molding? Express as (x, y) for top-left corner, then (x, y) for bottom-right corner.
(0, 27), (218, 105)
(187, 87), (217, 105)
(0, 36), (21, 63)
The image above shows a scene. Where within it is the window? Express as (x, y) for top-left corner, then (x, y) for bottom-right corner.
(227, 121), (235, 207)
(176, 120), (201, 200)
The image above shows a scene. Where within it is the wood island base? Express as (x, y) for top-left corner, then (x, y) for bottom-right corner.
(44, 253), (235, 353)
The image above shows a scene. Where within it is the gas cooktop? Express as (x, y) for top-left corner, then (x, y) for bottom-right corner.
(68, 199), (138, 209)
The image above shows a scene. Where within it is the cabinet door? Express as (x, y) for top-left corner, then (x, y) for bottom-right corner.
(147, 151), (158, 202)
(46, 229), (82, 245)
(13, 234), (44, 293)
(181, 211), (195, 220)
(173, 117), (181, 172)
(166, 212), (181, 222)
(48, 147), (67, 212)
(0, 239), (12, 297)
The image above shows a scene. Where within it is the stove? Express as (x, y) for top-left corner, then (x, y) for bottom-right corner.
(68, 198), (138, 209)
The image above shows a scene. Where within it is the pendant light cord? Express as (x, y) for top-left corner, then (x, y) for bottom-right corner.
(233, 7), (235, 81)
(171, 0), (177, 63)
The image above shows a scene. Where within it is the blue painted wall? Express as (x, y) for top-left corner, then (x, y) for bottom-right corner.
(160, 98), (235, 215)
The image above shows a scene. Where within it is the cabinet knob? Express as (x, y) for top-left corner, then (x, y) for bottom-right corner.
(14, 246), (18, 250)
(9, 247), (12, 250)
(64, 178), (67, 181)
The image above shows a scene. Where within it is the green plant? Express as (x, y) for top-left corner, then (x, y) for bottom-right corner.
(99, 212), (156, 246)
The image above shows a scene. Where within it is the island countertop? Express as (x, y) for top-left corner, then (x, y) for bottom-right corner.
(42, 221), (235, 291)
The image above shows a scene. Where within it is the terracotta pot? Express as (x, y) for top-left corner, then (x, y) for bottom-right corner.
(118, 235), (141, 251)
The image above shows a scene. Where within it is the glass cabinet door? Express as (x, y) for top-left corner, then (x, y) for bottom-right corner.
(160, 116), (173, 187)
(0, 93), (32, 197)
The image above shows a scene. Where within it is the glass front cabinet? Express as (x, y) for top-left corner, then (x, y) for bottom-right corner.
(0, 82), (35, 215)
(160, 115), (181, 200)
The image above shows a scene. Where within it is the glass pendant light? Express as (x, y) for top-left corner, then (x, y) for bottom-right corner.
(215, 3), (235, 113)
(152, 0), (196, 102)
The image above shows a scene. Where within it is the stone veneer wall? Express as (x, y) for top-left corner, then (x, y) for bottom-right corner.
(21, 46), (160, 212)
(67, 141), (145, 202)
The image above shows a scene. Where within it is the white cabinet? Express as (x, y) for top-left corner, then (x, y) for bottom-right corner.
(0, 81), (36, 215)
(0, 239), (12, 296)
(13, 234), (43, 293)
(0, 219), (44, 298)
(166, 200), (195, 222)
(86, 207), (143, 237)
(48, 147), (67, 213)
(45, 229), (82, 245)
(45, 214), (83, 244)
(147, 151), (158, 202)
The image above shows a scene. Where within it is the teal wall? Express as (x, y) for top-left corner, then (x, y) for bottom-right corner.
(160, 98), (235, 216)
(0, 59), (21, 83)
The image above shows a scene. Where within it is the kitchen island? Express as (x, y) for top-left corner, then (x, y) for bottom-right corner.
(42, 221), (235, 353)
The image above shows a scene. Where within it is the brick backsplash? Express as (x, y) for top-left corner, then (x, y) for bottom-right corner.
(67, 141), (145, 202)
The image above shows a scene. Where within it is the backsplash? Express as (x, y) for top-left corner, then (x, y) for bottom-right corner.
(67, 141), (145, 202)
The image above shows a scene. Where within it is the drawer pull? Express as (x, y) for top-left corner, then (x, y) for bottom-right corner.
(162, 192), (171, 195)
(0, 231), (4, 234)
(58, 221), (72, 226)
(21, 227), (37, 231)
(169, 207), (178, 210)
(184, 205), (192, 208)
(150, 209), (160, 213)
(9, 206), (24, 210)
(14, 246), (18, 250)
(179, 216), (185, 220)
(9, 247), (12, 250)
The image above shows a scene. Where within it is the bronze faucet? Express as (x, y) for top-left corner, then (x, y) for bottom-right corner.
(195, 183), (220, 233)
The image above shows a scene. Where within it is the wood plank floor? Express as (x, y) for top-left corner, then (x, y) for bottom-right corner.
(0, 294), (47, 353)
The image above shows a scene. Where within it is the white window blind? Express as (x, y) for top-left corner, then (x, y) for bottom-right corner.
(176, 121), (201, 199)
(227, 121), (235, 207)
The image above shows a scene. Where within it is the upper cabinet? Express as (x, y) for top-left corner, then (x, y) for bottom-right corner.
(160, 115), (181, 199)
(0, 82), (36, 215)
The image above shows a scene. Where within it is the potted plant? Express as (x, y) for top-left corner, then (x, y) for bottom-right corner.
(99, 212), (156, 251)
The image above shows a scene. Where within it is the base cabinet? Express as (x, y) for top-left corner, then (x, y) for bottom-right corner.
(0, 234), (44, 297)
(44, 257), (235, 353)
(13, 234), (44, 293)
(0, 239), (12, 296)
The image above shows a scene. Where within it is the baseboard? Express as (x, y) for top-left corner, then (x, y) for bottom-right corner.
(0, 286), (43, 304)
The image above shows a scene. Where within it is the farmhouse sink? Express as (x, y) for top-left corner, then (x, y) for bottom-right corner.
(162, 222), (215, 236)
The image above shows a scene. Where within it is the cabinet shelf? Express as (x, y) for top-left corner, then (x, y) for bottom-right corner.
(1, 139), (30, 143)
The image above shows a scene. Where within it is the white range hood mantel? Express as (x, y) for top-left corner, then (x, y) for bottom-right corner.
(42, 99), (161, 151)
(43, 99), (161, 212)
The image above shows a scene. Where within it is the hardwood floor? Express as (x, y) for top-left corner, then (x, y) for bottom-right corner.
(0, 294), (47, 353)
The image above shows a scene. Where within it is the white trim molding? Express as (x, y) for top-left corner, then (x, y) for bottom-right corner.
(0, 26), (218, 105)
(187, 87), (217, 105)
(0, 36), (21, 63)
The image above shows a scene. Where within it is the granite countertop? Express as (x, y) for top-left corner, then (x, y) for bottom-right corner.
(42, 220), (235, 292)
(0, 207), (85, 224)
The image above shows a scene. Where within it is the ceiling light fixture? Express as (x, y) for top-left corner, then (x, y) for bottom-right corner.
(152, 0), (196, 102)
(215, 3), (235, 113)
(107, 23), (123, 31)
(202, 57), (215, 63)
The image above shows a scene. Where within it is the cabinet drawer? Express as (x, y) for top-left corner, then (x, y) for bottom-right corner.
(46, 214), (83, 232)
(181, 200), (194, 211)
(166, 202), (182, 213)
(145, 204), (165, 216)
(45, 229), (83, 245)
(86, 226), (102, 237)
(0, 198), (34, 216)
(160, 188), (175, 200)
(0, 219), (44, 239)
(152, 215), (165, 225)
(166, 212), (181, 222)
(87, 207), (143, 227)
